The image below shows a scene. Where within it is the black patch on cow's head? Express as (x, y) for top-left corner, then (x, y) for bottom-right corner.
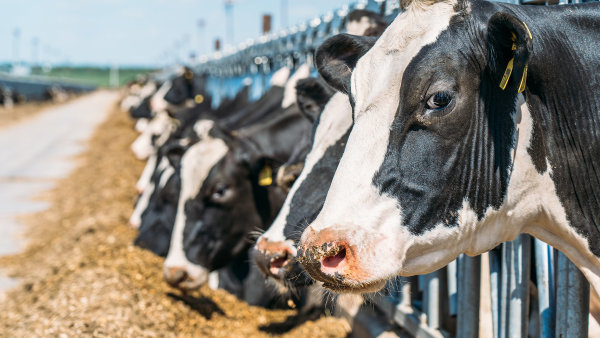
(130, 96), (153, 119)
(136, 166), (181, 257)
(164, 68), (211, 107)
(366, 7), (536, 235)
(316, 34), (377, 95)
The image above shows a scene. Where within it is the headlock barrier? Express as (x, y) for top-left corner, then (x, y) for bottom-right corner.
(174, 0), (598, 336)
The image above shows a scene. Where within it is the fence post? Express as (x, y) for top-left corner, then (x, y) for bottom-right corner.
(457, 254), (481, 338)
(555, 251), (589, 337)
(534, 239), (555, 338)
(489, 247), (502, 338)
(424, 269), (443, 329)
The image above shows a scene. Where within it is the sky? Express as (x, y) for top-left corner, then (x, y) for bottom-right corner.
(0, 0), (356, 68)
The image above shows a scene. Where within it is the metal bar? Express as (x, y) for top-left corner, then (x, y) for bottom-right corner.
(555, 252), (589, 337)
(425, 269), (442, 329)
(456, 254), (481, 338)
(534, 239), (555, 338)
(499, 242), (510, 338)
(507, 234), (531, 338)
(447, 260), (458, 316)
(488, 248), (501, 338)
(373, 295), (448, 338)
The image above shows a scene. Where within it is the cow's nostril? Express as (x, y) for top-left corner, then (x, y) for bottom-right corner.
(164, 267), (188, 286)
(322, 247), (346, 269)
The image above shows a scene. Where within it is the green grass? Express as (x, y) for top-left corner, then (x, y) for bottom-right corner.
(30, 66), (157, 88)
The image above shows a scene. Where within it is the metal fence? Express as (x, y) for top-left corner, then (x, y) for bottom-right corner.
(185, 0), (596, 336)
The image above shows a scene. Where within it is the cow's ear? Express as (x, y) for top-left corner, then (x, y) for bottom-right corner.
(163, 141), (188, 168)
(295, 77), (335, 122)
(487, 13), (533, 93)
(316, 34), (377, 94)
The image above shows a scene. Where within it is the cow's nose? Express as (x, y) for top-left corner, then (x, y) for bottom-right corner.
(164, 266), (188, 287)
(255, 238), (294, 278)
(298, 242), (348, 277)
(254, 249), (291, 277)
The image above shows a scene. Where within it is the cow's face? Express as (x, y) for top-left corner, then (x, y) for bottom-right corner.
(299, 0), (534, 293)
(181, 150), (267, 271)
(164, 130), (283, 290)
(164, 68), (207, 107)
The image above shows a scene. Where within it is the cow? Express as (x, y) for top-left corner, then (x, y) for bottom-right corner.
(163, 103), (312, 291)
(296, 0), (600, 295)
(255, 89), (352, 288)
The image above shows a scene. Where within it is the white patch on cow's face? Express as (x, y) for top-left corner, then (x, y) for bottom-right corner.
(260, 93), (352, 249)
(193, 119), (215, 138)
(282, 64), (310, 109)
(121, 81), (157, 111)
(346, 17), (376, 36)
(131, 111), (176, 160)
(270, 66), (291, 87)
(130, 158), (174, 229)
(135, 118), (149, 133)
(130, 180), (154, 229)
(164, 133), (229, 286)
(136, 153), (158, 193)
(150, 80), (172, 113)
(301, 2), (458, 287)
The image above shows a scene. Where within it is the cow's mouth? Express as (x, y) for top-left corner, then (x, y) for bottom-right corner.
(321, 279), (387, 294)
(269, 253), (290, 275)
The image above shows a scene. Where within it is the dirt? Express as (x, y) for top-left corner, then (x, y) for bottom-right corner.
(0, 103), (350, 337)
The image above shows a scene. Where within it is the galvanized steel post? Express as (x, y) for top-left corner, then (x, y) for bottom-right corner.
(555, 252), (589, 337)
(457, 254), (481, 338)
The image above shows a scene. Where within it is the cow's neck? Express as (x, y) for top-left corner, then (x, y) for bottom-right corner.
(513, 7), (600, 293)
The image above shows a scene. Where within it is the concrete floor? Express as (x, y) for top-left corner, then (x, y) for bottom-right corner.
(0, 91), (119, 291)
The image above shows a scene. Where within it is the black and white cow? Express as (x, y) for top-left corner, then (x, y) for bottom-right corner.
(254, 9), (389, 289)
(297, 0), (600, 294)
(163, 103), (312, 292)
(255, 88), (352, 288)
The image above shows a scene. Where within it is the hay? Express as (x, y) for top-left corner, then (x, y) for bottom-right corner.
(0, 102), (349, 337)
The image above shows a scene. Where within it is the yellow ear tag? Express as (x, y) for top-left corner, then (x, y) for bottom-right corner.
(258, 165), (273, 186)
(523, 22), (532, 40)
(194, 94), (204, 104)
(518, 64), (528, 93)
(185, 72), (194, 80)
(499, 57), (514, 90)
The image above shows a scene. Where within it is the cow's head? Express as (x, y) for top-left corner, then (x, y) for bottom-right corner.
(164, 67), (210, 107)
(134, 140), (189, 257)
(164, 126), (286, 291)
(299, 0), (535, 293)
(255, 93), (353, 288)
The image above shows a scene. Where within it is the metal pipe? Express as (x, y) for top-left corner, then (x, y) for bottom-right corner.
(425, 269), (442, 329)
(447, 259), (458, 316)
(534, 239), (554, 338)
(507, 234), (531, 338)
(456, 254), (481, 338)
(555, 252), (589, 337)
(488, 247), (501, 338)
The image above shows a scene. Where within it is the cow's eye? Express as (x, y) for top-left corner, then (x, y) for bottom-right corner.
(211, 184), (229, 202)
(426, 92), (453, 111)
